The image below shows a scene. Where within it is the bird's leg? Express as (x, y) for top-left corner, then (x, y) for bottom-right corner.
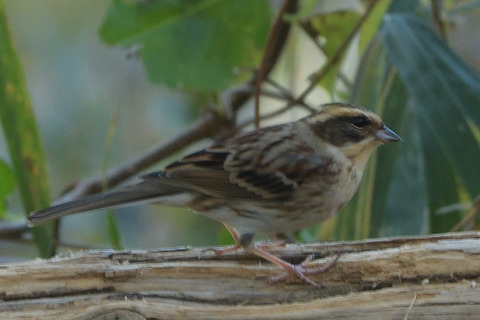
(262, 252), (341, 286)
(206, 225), (338, 287)
(243, 233), (293, 249)
(249, 246), (318, 287)
(201, 223), (243, 256)
(202, 225), (285, 255)
(238, 232), (339, 287)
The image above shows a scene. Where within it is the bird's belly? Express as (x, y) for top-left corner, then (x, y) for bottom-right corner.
(194, 194), (342, 235)
(187, 167), (362, 235)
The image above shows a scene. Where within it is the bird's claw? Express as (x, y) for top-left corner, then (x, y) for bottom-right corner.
(267, 254), (341, 287)
(198, 244), (242, 259)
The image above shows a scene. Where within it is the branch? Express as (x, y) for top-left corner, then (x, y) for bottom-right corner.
(1, 232), (480, 319)
(254, 0), (298, 128)
(296, 0), (380, 104)
(30, 4), (298, 253)
(52, 2), (299, 207)
(54, 110), (230, 204)
(0, 221), (28, 239)
(431, 0), (447, 39)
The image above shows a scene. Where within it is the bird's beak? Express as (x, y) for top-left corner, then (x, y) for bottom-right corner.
(376, 125), (402, 142)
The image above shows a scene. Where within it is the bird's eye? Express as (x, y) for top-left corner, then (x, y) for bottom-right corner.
(350, 116), (370, 129)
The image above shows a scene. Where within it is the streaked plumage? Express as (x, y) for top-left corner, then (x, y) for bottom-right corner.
(28, 103), (401, 286)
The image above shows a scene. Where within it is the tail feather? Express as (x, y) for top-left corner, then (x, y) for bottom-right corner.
(27, 182), (179, 225)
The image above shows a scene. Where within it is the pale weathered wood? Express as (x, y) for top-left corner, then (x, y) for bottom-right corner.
(1, 232), (480, 319)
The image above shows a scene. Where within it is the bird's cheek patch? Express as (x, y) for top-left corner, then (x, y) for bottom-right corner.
(312, 119), (365, 146)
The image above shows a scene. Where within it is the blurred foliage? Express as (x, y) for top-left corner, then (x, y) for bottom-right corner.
(102, 108), (123, 250)
(1, 0), (480, 258)
(0, 0), (54, 257)
(99, 0), (271, 91)
(316, 0), (480, 240)
(381, 14), (480, 231)
(309, 10), (360, 93)
(0, 159), (15, 216)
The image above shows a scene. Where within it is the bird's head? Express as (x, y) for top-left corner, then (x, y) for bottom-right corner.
(307, 103), (401, 169)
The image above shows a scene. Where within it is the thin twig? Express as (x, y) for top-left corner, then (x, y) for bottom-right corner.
(263, 77), (296, 101)
(298, 21), (325, 52)
(254, 0), (297, 129)
(295, 0), (380, 105)
(403, 293), (417, 320)
(55, 2), (299, 206)
(55, 110), (229, 205)
(259, 88), (292, 101)
(48, 8), (298, 204)
(227, 3), (297, 118)
(450, 195), (480, 232)
(337, 70), (353, 90)
(263, 79), (317, 113)
(237, 103), (307, 130)
(37, 1), (298, 255)
(431, 0), (447, 39)
(298, 21), (353, 91)
(0, 221), (29, 239)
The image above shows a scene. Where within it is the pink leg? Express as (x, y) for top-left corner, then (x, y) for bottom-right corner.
(201, 224), (242, 256)
(207, 224), (339, 286)
(203, 225), (285, 256)
(250, 246), (340, 287)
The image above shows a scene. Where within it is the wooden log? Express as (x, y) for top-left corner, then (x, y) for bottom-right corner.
(1, 232), (480, 319)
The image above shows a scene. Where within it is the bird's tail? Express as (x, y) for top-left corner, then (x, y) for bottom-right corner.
(27, 182), (180, 226)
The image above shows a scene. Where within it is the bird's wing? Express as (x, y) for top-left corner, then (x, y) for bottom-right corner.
(144, 147), (269, 200)
(223, 126), (338, 200)
(148, 124), (337, 201)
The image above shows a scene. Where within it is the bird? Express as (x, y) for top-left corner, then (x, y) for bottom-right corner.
(28, 102), (401, 286)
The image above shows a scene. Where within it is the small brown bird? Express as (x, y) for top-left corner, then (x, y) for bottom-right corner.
(28, 103), (401, 286)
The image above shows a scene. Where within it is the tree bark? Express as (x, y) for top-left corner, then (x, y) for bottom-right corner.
(1, 232), (479, 319)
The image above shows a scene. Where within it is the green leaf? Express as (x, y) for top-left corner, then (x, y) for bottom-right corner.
(311, 10), (359, 56)
(358, 0), (392, 52)
(315, 36), (410, 240)
(99, 0), (270, 91)
(380, 107), (428, 236)
(0, 1), (54, 257)
(0, 159), (15, 217)
(106, 211), (123, 250)
(309, 10), (359, 93)
(103, 108), (123, 250)
(387, 0), (419, 14)
(381, 14), (480, 199)
(418, 117), (461, 233)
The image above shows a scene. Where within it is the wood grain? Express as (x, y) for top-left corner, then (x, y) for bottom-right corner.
(1, 232), (479, 319)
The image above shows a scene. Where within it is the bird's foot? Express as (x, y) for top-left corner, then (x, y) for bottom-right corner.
(199, 244), (242, 258)
(250, 245), (340, 287)
(266, 253), (341, 287)
(199, 240), (285, 258)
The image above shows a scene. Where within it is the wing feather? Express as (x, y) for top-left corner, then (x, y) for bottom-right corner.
(143, 122), (337, 202)
(148, 149), (262, 200)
